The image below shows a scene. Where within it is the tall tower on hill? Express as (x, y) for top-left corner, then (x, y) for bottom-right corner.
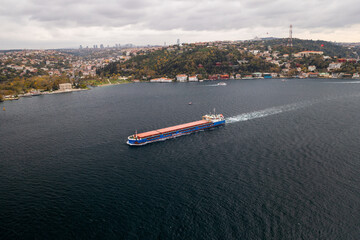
(288, 24), (293, 47)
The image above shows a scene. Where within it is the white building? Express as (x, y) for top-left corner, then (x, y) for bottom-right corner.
(308, 65), (317, 72)
(249, 50), (260, 55)
(188, 75), (198, 82)
(237, 60), (249, 64)
(59, 83), (72, 91)
(252, 72), (262, 78)
(296, 51), (324, 57)
(176, 74), (188, 82)
(327, 62), (342, 71)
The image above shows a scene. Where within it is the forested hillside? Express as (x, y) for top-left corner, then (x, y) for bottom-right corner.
(98, 38), (358, 80)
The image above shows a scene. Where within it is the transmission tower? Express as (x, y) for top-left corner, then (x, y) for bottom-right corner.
(288, 24), (293, 47)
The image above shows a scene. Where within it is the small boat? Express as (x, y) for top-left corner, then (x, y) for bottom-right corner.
(217, 82), (227, 86)
(188, 102), (192, 105)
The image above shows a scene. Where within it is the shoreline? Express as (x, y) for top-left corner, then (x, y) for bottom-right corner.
(92, 81), (132, 87)
(40, 88), (88, 95)
(1, 81), (131, 101)
(3, 88), (88, 101)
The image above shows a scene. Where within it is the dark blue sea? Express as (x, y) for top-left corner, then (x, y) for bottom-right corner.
(1, 79), (360, 239)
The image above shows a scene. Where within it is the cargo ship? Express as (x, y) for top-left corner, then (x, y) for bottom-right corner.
(127, 113), (225, 146)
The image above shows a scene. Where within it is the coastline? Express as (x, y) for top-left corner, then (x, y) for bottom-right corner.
(2, 88), (88, 101)
(40, 88), (88, 95)
(92, 78), (133, 87)
(1, 80), (132, 101)
(95, 81), (132, 87)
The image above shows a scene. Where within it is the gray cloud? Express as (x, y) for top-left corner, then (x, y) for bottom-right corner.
(2, 0), (360, 30)
(1, 0), (360, 48)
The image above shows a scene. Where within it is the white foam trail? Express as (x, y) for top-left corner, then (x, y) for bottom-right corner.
(226, 92), (360, 124)
(324, 81), (360, 84)
(226, 101), (311, 123)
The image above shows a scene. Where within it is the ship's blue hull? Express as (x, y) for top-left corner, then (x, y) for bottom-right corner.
(127, 120), (225, 146)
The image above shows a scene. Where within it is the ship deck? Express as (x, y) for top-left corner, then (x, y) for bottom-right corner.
(137, 120), (209, 138)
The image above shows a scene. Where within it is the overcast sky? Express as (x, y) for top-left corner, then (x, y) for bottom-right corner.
(1, 0), (360, 49)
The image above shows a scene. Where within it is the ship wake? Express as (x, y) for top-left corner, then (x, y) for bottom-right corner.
(226, 92), (360, 124)
(226, 101), (311, 124)
(324, 81), (360, 84)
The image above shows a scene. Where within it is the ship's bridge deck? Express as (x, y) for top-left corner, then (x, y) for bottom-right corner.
(136, 120), (209, 139)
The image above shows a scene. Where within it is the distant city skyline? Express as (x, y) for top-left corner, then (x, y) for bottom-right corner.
(1, 0), (360, 50)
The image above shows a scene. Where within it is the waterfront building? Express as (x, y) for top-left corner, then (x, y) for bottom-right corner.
(263, 73), (272, 79)
(220, 74), (229, 79)
(188, 76), (198, 82)
(308, 72), (319, 78)
(208, 75), (218, 80)
(176, 74), (188, 82)
(252, 72), (262, 78)
(59, 83), (72, 91)
(319, 72), (330, 78)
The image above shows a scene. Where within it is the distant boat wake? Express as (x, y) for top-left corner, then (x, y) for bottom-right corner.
(324, 81), (360, 84)
(226, 101), (312, 123)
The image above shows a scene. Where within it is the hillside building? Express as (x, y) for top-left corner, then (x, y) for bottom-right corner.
(296, 51), (324, 57)
(328, 62), (342, 71)
(308, 65), (317, 72)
